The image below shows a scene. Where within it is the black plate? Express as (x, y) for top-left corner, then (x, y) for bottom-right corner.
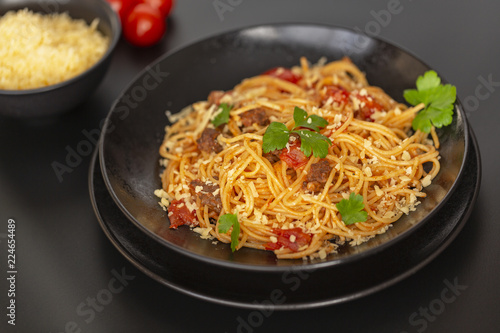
(90, 127), (480, 309)
(99, 24), (469, 267)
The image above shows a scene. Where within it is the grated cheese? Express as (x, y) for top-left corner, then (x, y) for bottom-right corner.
(193, 227), (213, 240)
(364, 166), (373, 177)
(422, 175), (432, 187)
(402, 151), (411, 161)
(0, 9), (109, 90)
(399, 175), (412, 182)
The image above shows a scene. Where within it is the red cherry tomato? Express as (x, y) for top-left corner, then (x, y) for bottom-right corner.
(106, 0), (139, 23)
(167, 199), (198, 229)
(279, 139), (309, 170)
(323, 85), (350, 105)
(123, 3), (166, 47)
(354, 94), (384, 122)
(264, 228), (312, 252)
(262, 67), (302, 84)
(140, 0), (174, 17)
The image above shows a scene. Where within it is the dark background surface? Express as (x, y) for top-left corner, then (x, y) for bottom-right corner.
(1, 0), (499, 332)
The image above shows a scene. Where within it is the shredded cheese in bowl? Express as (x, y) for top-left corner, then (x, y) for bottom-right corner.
(0, 8), (110, 90)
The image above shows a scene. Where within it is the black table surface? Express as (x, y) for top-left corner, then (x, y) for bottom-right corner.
(1, 1), (499, 332)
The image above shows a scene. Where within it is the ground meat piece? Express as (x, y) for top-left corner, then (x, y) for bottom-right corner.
(263, 150), (281, 164)
(197, 128), (222, 153)
(303, 160), (332, 193)
(207, 90), (225, 105)
(189, 180), (222, 214)
(240, 108), (270, 128)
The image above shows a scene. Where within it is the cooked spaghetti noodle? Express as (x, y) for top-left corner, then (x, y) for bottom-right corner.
(155, 57), (440, 260)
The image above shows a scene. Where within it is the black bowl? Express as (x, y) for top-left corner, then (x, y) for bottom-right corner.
(0, 0), (121, 118)
(99, 24), (468, 269)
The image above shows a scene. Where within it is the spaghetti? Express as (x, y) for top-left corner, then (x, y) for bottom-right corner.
(155, 57), (440, 260)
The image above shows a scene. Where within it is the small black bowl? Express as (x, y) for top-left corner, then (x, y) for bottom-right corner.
(99, 24), (468, 269)
(0, 0), (121, 118)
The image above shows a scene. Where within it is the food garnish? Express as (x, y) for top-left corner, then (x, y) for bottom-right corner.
(211, 103), (232, 127)
(336, 193), (368, 225)
(262, 107), (332, 158)
(217, 213), (240, 252)
(404, 70), (457, 133)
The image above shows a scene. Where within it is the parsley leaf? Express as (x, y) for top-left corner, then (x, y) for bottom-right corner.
(262, 122), (290, 153)
(211, 103), (232, 127)
(293, 106), (328, 132)
(217, 213), (240, 252)
(403, 70), (456, 133)
(294, 130), (332, 158)
(336, 193), (368, 225)
(262, 107), (332, 158)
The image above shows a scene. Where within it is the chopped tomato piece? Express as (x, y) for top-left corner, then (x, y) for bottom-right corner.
(323, 85), (350, 105)
(279, 140), (308, 170)
(167, 199), (198, 229)
(264, 228), (312, 252)
(354, 94), (384, 121)
(262, 67), (302, 84)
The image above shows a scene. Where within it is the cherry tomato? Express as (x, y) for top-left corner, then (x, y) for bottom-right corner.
(167, 199), (198, 229)
(323, 85), (350, 105)
(264, 228), (312, 252)
(262, 67), (302, 84)
(123, 3), (166, 47)
(354, 94), (384, 122)
(106, 0), (139, 23)
(279, 139), (309, 170)
(140, 0), (174, 17)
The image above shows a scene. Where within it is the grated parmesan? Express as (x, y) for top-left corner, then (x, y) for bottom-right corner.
(402, 151), (411, 161)
(0, 9), (109, 90)
(364, 166), (373, 177)
(422, 175), (432, 187)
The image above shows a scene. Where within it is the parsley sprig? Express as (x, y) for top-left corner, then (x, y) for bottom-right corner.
(262, 107), (332, 158)
(211, 103), (232, 127)
(404, 70), (457, 133)
(217, 213), (240, 252)
(336, 193), (368, 225)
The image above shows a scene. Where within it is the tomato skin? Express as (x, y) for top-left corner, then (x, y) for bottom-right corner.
(106, 0), (139, 23)
(167, 199), (198, 229)
(140, 0), (174, 17)
(264, 228), (312, 252)
(123, 3), (166, 47)
(262, 67), (302, 84)
(354, 94), (384, 121)
(279, 139), (309, 170)
(323, 85), (350, 105)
